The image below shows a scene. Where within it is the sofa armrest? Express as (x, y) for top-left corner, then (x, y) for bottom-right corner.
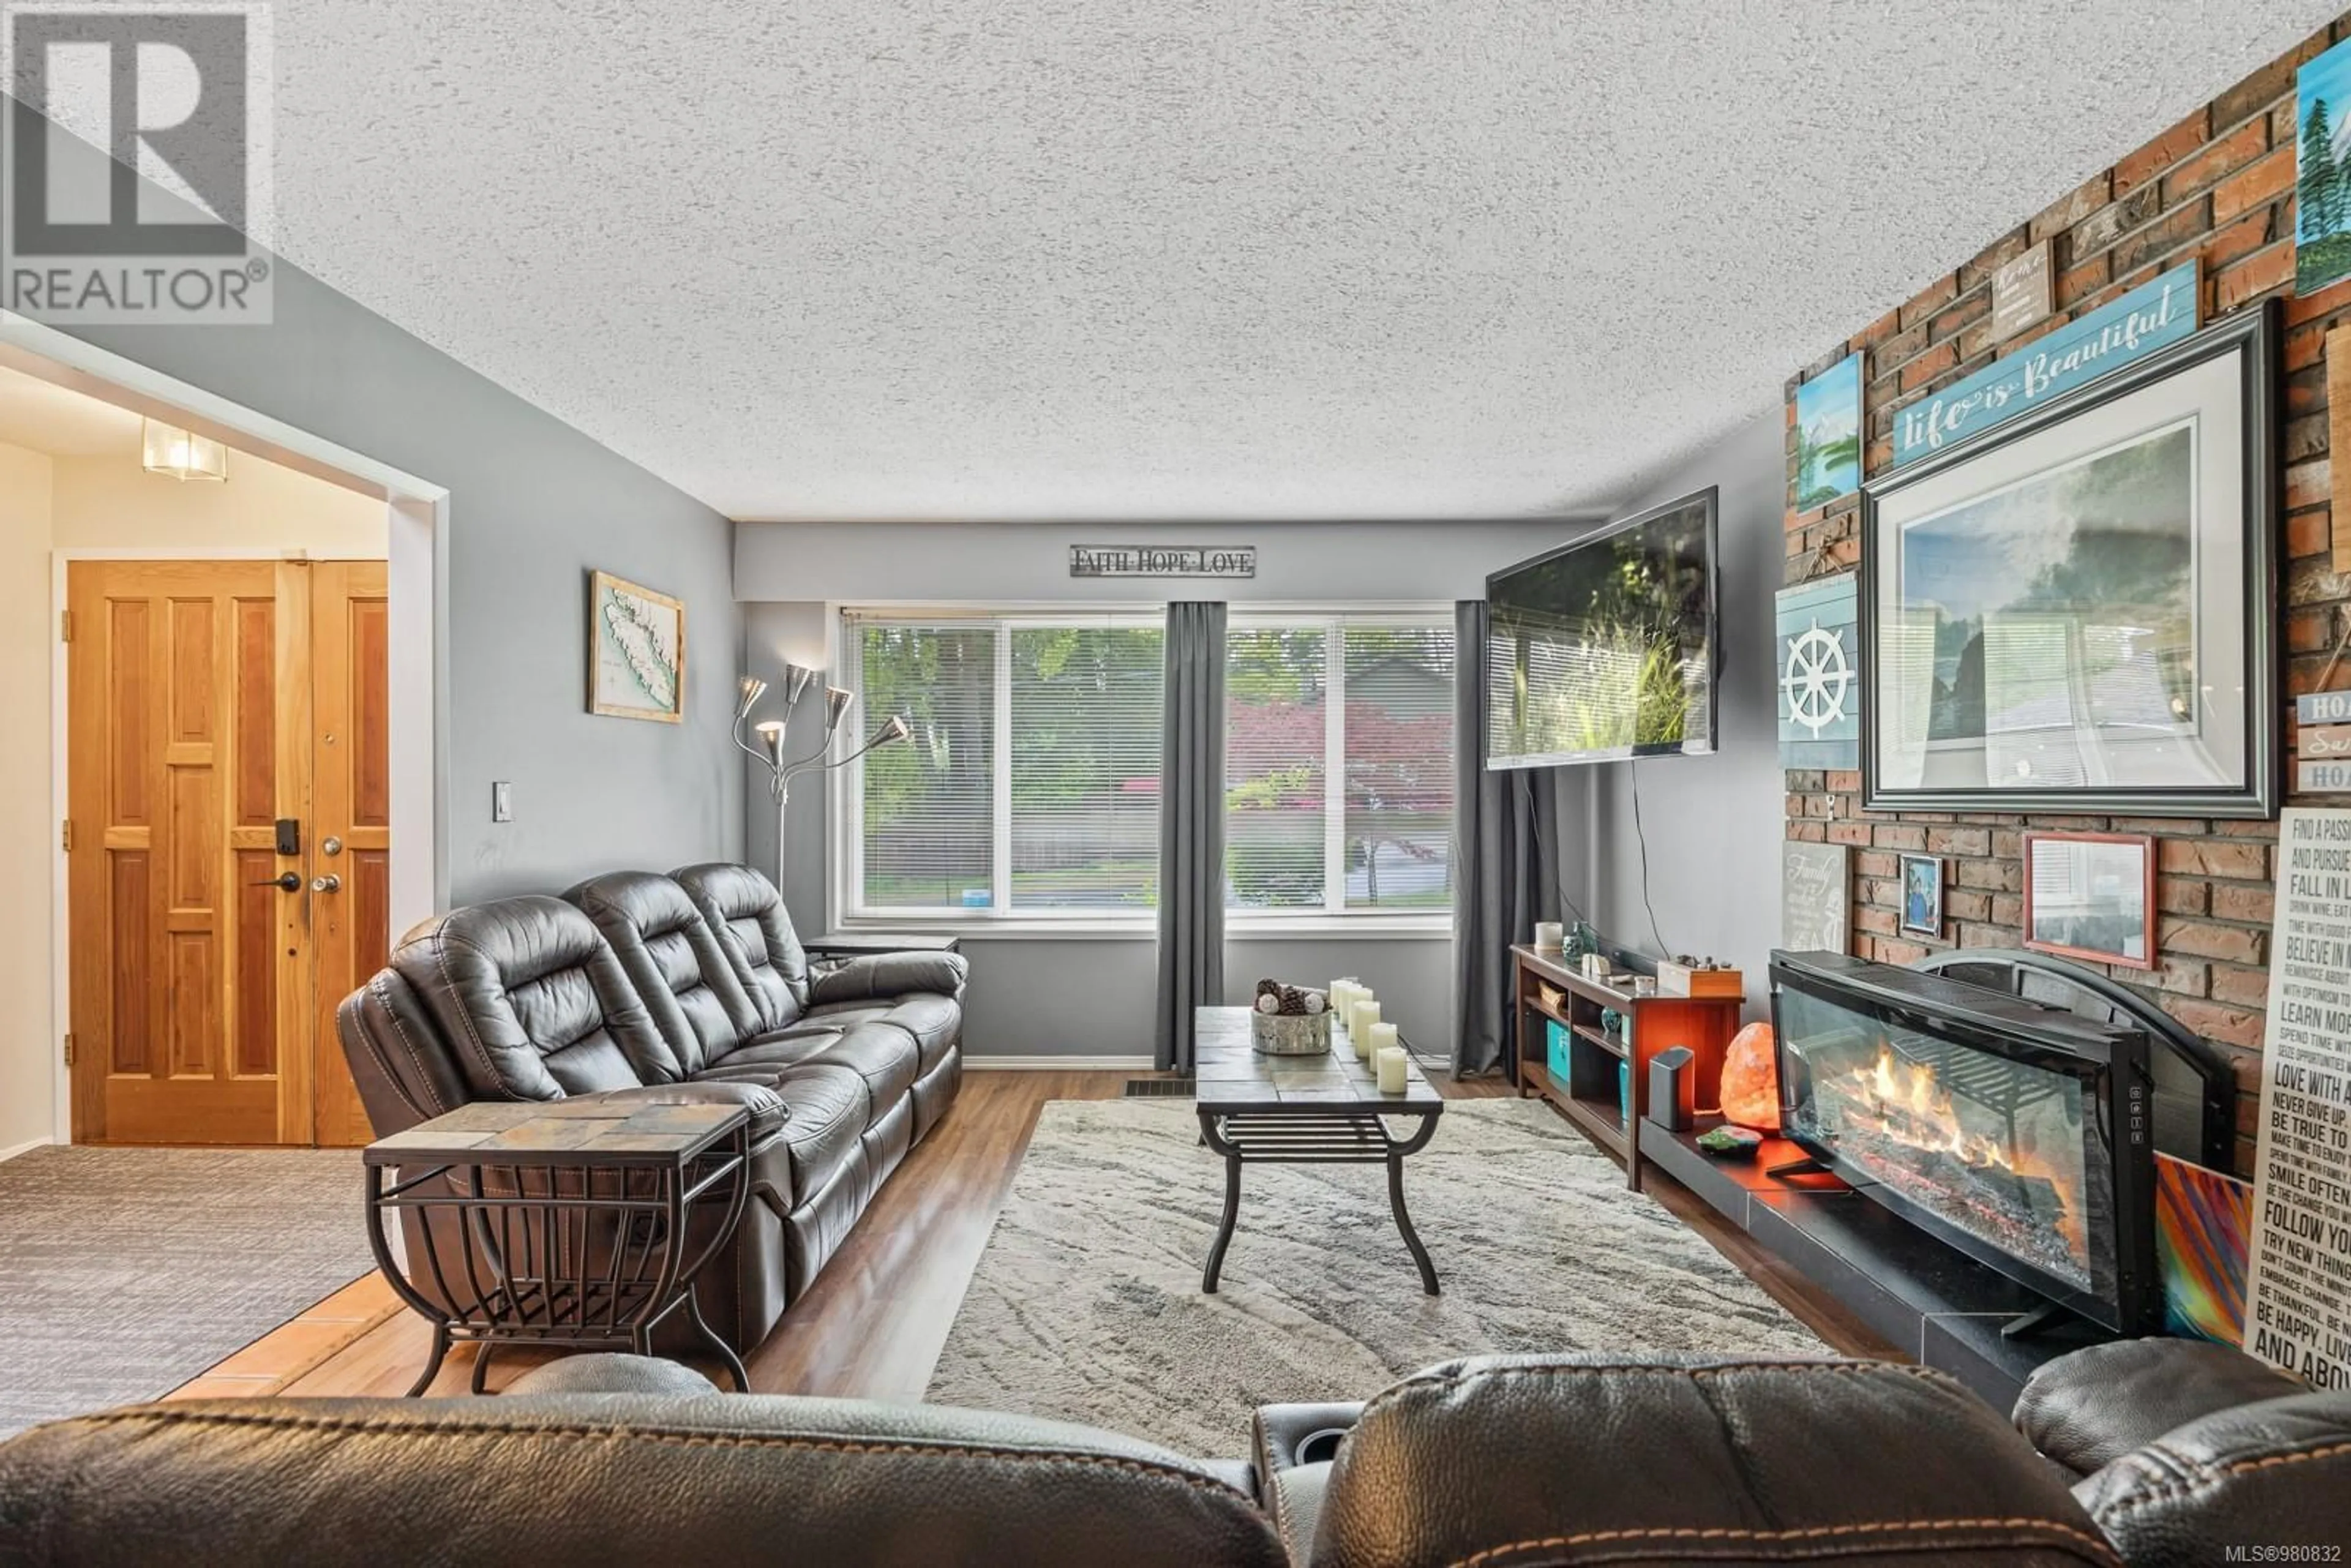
(563, 1079), (789, 1138)
(2075, 1391), (2351, 1564)
(2015, 1338), (2306, 1477)
(809, 950), (969, 1005)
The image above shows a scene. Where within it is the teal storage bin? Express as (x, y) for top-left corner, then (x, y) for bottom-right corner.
(1618, 1059), (1633, 1127)
(1545, 1018), (1572, 1083)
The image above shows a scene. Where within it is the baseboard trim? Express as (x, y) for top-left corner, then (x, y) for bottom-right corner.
(965, 1056), (1157, 1071)
(0, 1136), (53, 1164)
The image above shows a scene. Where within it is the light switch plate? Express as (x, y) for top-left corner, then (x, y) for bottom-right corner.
(491, 780), (512, 822)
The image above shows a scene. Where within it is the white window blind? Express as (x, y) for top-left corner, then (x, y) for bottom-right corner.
(846, 613), (1163, 920)
(1226, 615), (1456, 917)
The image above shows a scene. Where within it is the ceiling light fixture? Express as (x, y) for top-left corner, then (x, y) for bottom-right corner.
(140, 418), (229, 482)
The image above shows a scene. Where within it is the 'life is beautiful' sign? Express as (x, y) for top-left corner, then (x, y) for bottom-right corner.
(1888, 261), (2200, 468)
(1070, 545), (1256, 579)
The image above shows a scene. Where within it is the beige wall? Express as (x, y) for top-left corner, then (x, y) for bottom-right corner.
(0, 440), (387, 1158)
(0, 443), (55, 1154)
(50, 448), (385, 555)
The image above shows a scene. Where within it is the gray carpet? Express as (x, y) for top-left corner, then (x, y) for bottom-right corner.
(926, 1097), (1825, 1455)
(0, 1146), (370, 1436)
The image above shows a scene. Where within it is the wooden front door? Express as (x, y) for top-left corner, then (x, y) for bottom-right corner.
(307, 561), (391, 1147)
(66, 558), (392, 1147)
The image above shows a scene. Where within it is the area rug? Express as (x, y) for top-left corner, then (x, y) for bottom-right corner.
(0, 1146), (370, 1436)
(924, 1097), (1824, 1454)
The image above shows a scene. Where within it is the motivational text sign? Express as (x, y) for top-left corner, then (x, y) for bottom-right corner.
(2244, 808), (2351, 1387)
(1070, 545), (1256, 579)
(1888, 262), (2199, 468)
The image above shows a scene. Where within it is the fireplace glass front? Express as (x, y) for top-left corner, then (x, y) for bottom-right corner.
(1775, 970), (2125, 1321)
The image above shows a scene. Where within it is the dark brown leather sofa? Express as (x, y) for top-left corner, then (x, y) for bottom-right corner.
(8, 1342), (2341, 1566)
(334, 862), (965, 1352)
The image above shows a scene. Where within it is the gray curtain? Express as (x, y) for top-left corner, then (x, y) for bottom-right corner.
(1451, 599), (1562, 1076)
(1155, 601), (1228, 1071)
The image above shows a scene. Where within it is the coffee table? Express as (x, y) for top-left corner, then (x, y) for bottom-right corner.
(1191, 1005), (1445, 1295)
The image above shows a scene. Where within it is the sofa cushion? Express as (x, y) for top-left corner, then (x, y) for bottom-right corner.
(2015, 1338), (2307, 1478)
(567, 871), (762, 1077)
(672, 862), (810, 1032)
(694, 1060), (868, 1198)
(808, 994), (961, 1075)
(389, 895), (673, 1098)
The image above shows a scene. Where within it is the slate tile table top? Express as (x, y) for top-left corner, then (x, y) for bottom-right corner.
(1191, 1006), (1445, 1296)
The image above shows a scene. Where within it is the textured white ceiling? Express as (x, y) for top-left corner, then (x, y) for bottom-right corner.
(260, 1), (2338, 520)
(0, 364), (142, 457)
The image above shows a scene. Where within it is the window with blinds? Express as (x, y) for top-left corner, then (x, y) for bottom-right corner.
(1226, 615), (1456, 917)
(845, 614), (1164, 918)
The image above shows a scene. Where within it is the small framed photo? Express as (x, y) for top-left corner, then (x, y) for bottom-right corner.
(589, 570), (686, 722)
(2023, 831), (2155, 970)
(1897, 853), (1944, 939)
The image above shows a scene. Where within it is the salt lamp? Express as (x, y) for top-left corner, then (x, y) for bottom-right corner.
(1719, 1021), (1781, 1131)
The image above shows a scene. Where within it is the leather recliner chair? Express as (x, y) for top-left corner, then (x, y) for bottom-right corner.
(336, 864), (966, 1353)
(0, 1349), (2218, 1567)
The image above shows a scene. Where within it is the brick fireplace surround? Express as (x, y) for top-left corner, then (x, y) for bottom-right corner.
(1782, 14), (2351, 1177)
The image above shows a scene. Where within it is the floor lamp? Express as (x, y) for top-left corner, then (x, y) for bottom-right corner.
(733, 669), (911, 904)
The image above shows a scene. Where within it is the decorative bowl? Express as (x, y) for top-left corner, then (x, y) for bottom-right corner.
(1250, 1010), (1332, 1056)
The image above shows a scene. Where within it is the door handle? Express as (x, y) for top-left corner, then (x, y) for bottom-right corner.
(312, 874), (342, 894)
(250, 872), (302, 891)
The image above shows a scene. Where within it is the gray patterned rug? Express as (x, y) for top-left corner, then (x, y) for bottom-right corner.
(925, 1097), (1825, 1454)
(0, 1146), (370, 1436)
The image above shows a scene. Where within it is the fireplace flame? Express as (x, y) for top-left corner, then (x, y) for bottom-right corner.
(1846, 1046), (2087, 1261)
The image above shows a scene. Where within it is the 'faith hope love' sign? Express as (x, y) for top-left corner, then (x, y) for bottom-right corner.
(1070, 546), (1256, 579)
(1888, 261), (2199, 468)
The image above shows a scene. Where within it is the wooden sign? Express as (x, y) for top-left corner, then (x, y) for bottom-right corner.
(1775, 573), (1859, 769)
(1889, 262), (2199, 467)
(1781, 841), (1850, 954)
(2300, 692), (2351, 726)
(2330, 326), (2351, 577)
(2302, 760), (2351, 792)
(1990, 242), (2053, 342)
(1070, 546), (1255, 579)
(2303, 724), (2351, 757)
(2243, 808), (2351, 1382)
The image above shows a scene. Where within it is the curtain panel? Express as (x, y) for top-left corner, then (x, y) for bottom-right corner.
(1155, 601), (1228, 1071)
(1450, 598), (1562, 1076)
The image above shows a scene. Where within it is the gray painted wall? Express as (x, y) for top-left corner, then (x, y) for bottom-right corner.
(1582, 409), (1787, 1015)
(738, 519), (1584, 1059)
(55, 248), (743, 903)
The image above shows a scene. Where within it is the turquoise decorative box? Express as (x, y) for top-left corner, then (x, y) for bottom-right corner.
(1618, 1059), (1633, 1127)
(1545, 1018), (1572, 1083)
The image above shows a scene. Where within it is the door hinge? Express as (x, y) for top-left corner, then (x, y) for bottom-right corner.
(59, 819), (72, 852)
(58, 609), (71, 642)
(61, 1033), (75, 1067)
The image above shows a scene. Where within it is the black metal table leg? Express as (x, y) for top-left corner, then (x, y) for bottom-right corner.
(1388, 1151), (1440, 1296)
(688, 1285), (752, 1391)
(405, 1322), (451, 1398)
(1202, 1145), (1243, 1294)
(469, 1342), (497, 1394)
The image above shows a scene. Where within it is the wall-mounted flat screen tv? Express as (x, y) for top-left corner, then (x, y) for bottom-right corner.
(1485, 487), (1719, 770)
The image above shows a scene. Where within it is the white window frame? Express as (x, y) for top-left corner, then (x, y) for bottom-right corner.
(827, 602), (1457, 940)
(1224, 608), (1457, 937)
(831, 606), (1166, 937)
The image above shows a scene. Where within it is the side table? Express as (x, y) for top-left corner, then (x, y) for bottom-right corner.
(364, 1099), (753, 1395)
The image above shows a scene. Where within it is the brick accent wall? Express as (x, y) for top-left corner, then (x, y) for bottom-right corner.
(1782, 17), (2351, 1176)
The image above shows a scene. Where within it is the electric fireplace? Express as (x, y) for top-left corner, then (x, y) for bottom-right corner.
(1769, 951), (2165, 1335)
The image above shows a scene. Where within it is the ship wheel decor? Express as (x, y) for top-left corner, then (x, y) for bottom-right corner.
(1782, 620), (1852, 738)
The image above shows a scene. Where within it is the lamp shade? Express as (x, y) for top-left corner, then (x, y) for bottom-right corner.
(734, 674), (768, 720)
(753, 719), (787, 765)
(141, 419), (228, 481)
(823, 687), (855, 732)
(781, 663), (821, 710)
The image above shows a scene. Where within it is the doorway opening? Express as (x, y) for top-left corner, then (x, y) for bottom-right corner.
(0, 342), (444, 1153)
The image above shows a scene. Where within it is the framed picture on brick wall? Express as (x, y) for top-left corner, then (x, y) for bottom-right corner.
(1861, 306), (2280, 818)
(2023, 831), (2156, 970)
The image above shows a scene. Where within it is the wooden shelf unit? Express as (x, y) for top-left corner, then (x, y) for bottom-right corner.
(1509, 944), (1744, 1190)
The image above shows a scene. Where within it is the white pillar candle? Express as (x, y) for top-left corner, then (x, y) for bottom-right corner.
(1376, 1044), (1409, 1094)
(1349, 999), (1381, 1057)
(1370, 1021), (1399, 1056)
